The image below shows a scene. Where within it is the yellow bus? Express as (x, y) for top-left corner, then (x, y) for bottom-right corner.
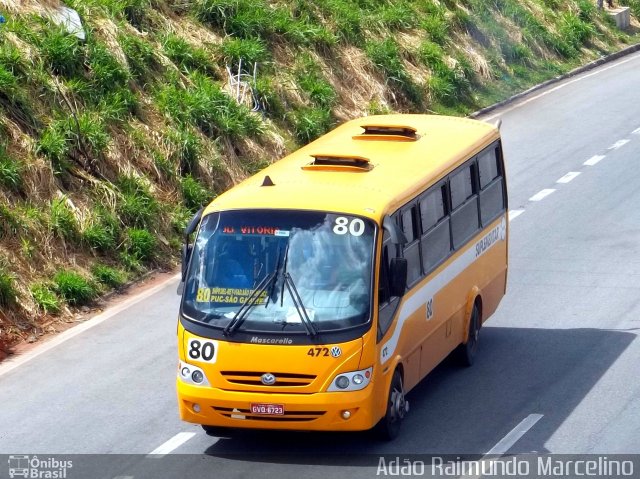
(176, 114), (508, 439)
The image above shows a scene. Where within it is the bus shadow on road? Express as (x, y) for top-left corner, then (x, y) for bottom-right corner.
(203, 326), (636, 464)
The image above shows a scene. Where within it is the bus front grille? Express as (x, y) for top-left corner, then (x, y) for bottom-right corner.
(220, 371), (317, 387)
(212, 406), (325, 422)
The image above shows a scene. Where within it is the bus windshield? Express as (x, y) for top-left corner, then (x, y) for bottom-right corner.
(181, 210), (376, 333)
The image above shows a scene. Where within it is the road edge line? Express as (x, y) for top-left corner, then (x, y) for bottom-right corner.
(470, 43), (640, 119)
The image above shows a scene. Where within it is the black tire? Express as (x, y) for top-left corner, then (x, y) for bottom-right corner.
(375, 370), (407, 441)
(202, 425), (234, 437)
(457, 303), (480, 367)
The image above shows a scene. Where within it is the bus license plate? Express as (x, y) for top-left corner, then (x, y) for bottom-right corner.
(250, 403), (284, 415)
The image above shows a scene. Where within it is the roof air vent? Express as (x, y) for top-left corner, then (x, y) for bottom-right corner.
(302, 154), (372, 172)
(354, 124), (418, 141)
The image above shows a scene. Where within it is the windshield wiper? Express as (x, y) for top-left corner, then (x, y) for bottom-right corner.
(223, 270), (277, 336)
(282, 272), (317, 337)
(223, 242), (317, 337)
(275, 242), (316, 336)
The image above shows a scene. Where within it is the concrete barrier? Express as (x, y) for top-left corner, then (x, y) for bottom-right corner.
(608, 6), (631, 30)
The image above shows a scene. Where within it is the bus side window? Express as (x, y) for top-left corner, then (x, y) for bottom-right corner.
(378, 232), (398, 340)
(419, 182), (451, 273)
(401, 205), (422, 286)
(478, 144), (506, 226)
(450, 162), (481, 249)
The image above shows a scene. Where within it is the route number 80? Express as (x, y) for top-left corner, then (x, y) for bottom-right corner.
(333, 217), (365, 236)
(187, 338), (218, 363)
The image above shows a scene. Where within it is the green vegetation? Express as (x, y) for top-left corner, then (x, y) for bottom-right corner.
(0, 267), (17, 307)
(0, 146), (23, 191)
(92, 264), (127, 289)
(53, 270), (97, 306)
(30, 283), (60, 315)
(0, 0), (638, 348)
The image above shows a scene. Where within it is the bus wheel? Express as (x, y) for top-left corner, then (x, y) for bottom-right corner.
(376, 370), (408, 441)
(457, 303), (480, 367)
(202, 425), (232, 437)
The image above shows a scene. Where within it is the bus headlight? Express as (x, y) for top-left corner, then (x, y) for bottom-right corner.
(178, 360), (211, 387)
(335, 376), (350, 389)
(328, 367), (373, 392)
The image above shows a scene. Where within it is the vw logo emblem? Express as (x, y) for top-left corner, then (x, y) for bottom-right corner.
(330, 346), (342, 358)
(261, 373), (276, 385)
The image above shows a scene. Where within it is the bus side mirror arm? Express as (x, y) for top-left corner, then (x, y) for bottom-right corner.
(383, 216), (407, 245)
(389, 258), (408, 297)
(178, 207), (204, 294)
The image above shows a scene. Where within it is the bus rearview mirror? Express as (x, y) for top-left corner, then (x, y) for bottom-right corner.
(389, 257), (408, 297)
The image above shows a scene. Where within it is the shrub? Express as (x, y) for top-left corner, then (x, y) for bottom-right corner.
(124, 228), (157, 262)
(121, 0), (150, 28)
(219, 37), (269, 69)
(98, 89), (138, 123)
(36, 119), (71, 171)
(370, 1), (417, 31)
(82, 216), (118, 253)
(0, 268), (17, 307)
(0, 64), (19, 96)
(87, 41), (130, 94)
(92, 264), (127, 288)
(116, 175), (158, 228)
(169, 126), (202, 175)
(163, 34), (215, 75)
(76, 112), (110, 155)
(156, 73), (264, 138)
(0, 204), (28, 238)
(253, 76), (285, 118)
(0, 146), (23, 191)
(30, 283), (60, 314)
(317, 0), (363, 42)
(170, 204), (192, 235)
(53, 270), (97, 305)
(49, 197), (78, 241)
(420, 14), (450, 45)
(295, 56), (336, 108)
(38, 24), (84, 76)
(291, 107), (333, 144)
(37, 113), (109, 169)
(558, 12), (596, 52)
(180, 175), (212, 211)
(366, 38), (422, 105)
(194, 0), (269, 37)
(119, 33), (158, 81)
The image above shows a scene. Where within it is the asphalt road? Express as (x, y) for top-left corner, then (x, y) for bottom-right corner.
(1, 51), (640, 479)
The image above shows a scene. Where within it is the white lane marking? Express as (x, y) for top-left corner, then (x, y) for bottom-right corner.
(113, 476), (134, 479)
(485, 414), (544, 455)
(584, 155), (605, 166)
(463, 414), (544, 479)
(482, 55), (640, 121)
(508, 209), (524, 221)
(0, 273), (182, 378)
(556, 171), (581, 184)
(147, 432), (197, 457)
(529, 189), (555, 202)
(632, 127), (640, 135)
(608, 139), (630, 150)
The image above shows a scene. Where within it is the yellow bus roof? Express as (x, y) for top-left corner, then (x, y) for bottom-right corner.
(206, 114), (499, 223)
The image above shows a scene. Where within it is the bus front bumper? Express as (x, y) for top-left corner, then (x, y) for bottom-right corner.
(177, 380), (378, 432)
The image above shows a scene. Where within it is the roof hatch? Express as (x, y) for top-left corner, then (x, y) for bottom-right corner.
(302, 154), (373, 172)
(353, 124), (419, 142)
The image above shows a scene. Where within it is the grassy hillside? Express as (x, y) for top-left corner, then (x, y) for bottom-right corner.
(0, 0), (638, 350)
